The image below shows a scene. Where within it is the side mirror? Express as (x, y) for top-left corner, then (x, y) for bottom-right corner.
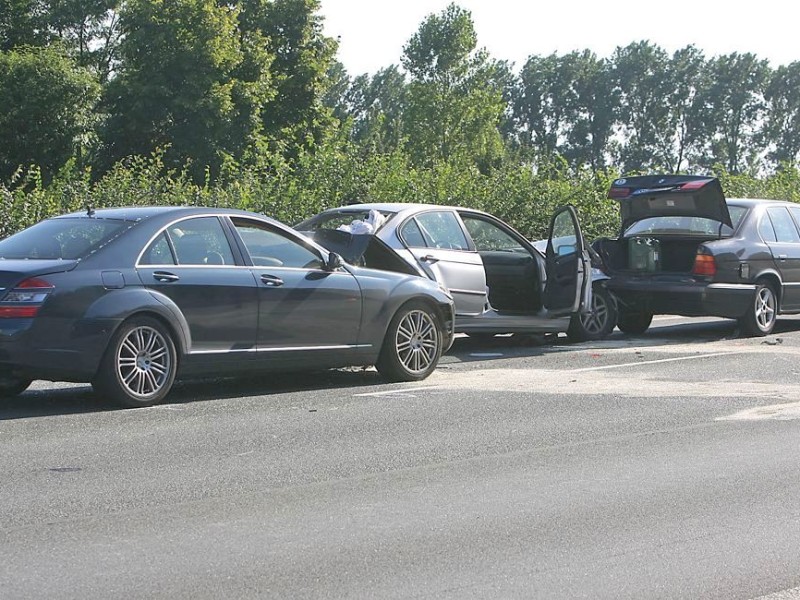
(325, 252), (344, 271)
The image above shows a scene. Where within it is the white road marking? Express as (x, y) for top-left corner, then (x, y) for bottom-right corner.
(568, 351), (745, 372)
(354, 386), (441, 397)
(752, 586), (800, 599)
(717, 401), (800, 422)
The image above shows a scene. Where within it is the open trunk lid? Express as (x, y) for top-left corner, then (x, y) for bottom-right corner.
(608, 175), (731, 231)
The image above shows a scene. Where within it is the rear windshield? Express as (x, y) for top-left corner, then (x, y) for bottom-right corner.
(624, 206), (748, 237)
(0, 218), (132, 260)
(296, 210), (396, 232)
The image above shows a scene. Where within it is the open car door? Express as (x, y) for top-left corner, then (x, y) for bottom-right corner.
(543, 206), (590, 316)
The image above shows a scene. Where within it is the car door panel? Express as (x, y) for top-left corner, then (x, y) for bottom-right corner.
(401, 211), (487, 316)
(543, 206), (590, 316)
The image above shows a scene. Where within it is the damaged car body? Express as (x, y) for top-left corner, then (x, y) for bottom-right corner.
(297, 203), (617, 341)
(594, 174), (800, 336)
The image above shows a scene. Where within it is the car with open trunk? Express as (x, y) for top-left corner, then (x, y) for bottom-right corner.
(594, 174), (800, 336)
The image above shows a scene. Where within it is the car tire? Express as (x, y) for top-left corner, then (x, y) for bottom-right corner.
(739, 280), (778, 337)
(617, 309), (653, 335)
(567, 285), (617, 342)
(376, 301), (443, 382)
(93, 316), (178, 408)
(0, 373), (32, 398)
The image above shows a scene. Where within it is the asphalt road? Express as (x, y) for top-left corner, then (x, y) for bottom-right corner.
(4, 316), (800, 599)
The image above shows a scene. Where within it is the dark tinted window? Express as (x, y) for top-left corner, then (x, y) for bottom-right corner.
(0, 218), (131, 260)
(167, 217), (235, 265)
(232, 218), (323, 269)
(768, 207), (800, 242)
(140, 232), (176, 265)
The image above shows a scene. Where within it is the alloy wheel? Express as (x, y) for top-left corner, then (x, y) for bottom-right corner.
(394, 309), (439, 375)
(755, 285), (776, 331)
(116, 325), (172, 399)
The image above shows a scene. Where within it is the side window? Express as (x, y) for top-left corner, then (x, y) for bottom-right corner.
(141, 232), (176, 265)
(410, 211), (470, 251)
(767, 207), (800, 243)
(167, 217), (236, 266)
(550, 210), (578, 257)
(461, 215), (524, 252)
(758, 212), (778, 242)
(399, 219), (427, 248)
(232, 218), (323, 269)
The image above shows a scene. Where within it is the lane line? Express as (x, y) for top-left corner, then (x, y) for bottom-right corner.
(354, 386), (442, 397)
(568, 350), (747, 373)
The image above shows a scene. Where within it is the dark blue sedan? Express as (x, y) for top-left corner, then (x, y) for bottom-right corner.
(0, 207), (454, 407)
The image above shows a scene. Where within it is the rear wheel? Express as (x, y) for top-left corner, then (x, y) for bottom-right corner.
(739, 280), (777, 336)
(93, 316), (177, 408)
(567, 285), (617, 342)
(617, 309), (653, 335)
(0, 373), (32, 398)
(376, 302), (443, 382)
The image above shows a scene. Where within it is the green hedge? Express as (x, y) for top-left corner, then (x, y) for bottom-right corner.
(3, 151), (799, 242)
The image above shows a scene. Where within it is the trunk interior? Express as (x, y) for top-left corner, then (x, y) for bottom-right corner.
(593, 236), (713, 275)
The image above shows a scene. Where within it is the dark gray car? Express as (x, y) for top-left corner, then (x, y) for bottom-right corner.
(594, 174), (800, 336)
(0, 207), (454, 407)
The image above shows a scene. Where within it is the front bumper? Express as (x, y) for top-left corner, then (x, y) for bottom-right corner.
(607, 277), (756, 319)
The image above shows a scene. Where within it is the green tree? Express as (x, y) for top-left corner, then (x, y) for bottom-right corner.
(662, 46), (711, 172)
(613, 41), (674, 173)
(0, 45), (99, 182)
(703, 52), (770, 174)
(0, 0), (50, 49)
(401, 3), (505, 171)
(345, 65), (408, 154)
(764, 61), (800, 168)
(240, 0), (338, 157)
(99, 0), (253, 181)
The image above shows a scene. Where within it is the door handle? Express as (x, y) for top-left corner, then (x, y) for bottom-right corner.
(420, 255), (440, 264)
(260, 274), (284, 287)
(153, 271), (180, 282)
(778, 254), (788, 260)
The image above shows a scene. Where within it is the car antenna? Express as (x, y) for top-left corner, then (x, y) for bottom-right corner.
(86, 204), (95, 217)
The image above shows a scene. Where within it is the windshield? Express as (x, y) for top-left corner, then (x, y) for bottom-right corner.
(624, 206), (748, 237)
(0, 218), (132, 260)
(296, 210), (396, 232)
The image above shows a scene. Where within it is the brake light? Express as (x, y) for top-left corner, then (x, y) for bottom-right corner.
(0, 277), (54, 318)
(608, 187), (631, 199)
(680, 179), (712, 191)
(692, 252), (716, 277)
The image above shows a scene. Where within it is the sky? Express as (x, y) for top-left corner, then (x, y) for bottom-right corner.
(320, 0), (798, 76)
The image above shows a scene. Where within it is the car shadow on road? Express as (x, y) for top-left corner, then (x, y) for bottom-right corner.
(0, 368), (388, 421)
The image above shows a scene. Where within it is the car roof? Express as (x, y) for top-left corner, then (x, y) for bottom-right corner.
(726, 197), (794, 208)
(53, 206), (269, 222)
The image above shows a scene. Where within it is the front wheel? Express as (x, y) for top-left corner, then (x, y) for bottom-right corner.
(376, 302), (443, 382)
(567, 285), (617, 342)
(0, 373), (32, 398)
(617, 309), (653, 335)
(739, 280), (778, 336)
(93, 316), (178, 408)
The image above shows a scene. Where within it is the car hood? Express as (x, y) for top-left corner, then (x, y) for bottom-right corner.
(608, 175), (732, 231)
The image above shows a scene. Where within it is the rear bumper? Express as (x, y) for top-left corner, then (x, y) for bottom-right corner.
(607, 277), (756, 319)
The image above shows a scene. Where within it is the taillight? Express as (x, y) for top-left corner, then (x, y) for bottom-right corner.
(608, 187), (631, 199)
(0, 277), (54, 318)
(692, 252), (716, 277)
(680, 179), (712, 191)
